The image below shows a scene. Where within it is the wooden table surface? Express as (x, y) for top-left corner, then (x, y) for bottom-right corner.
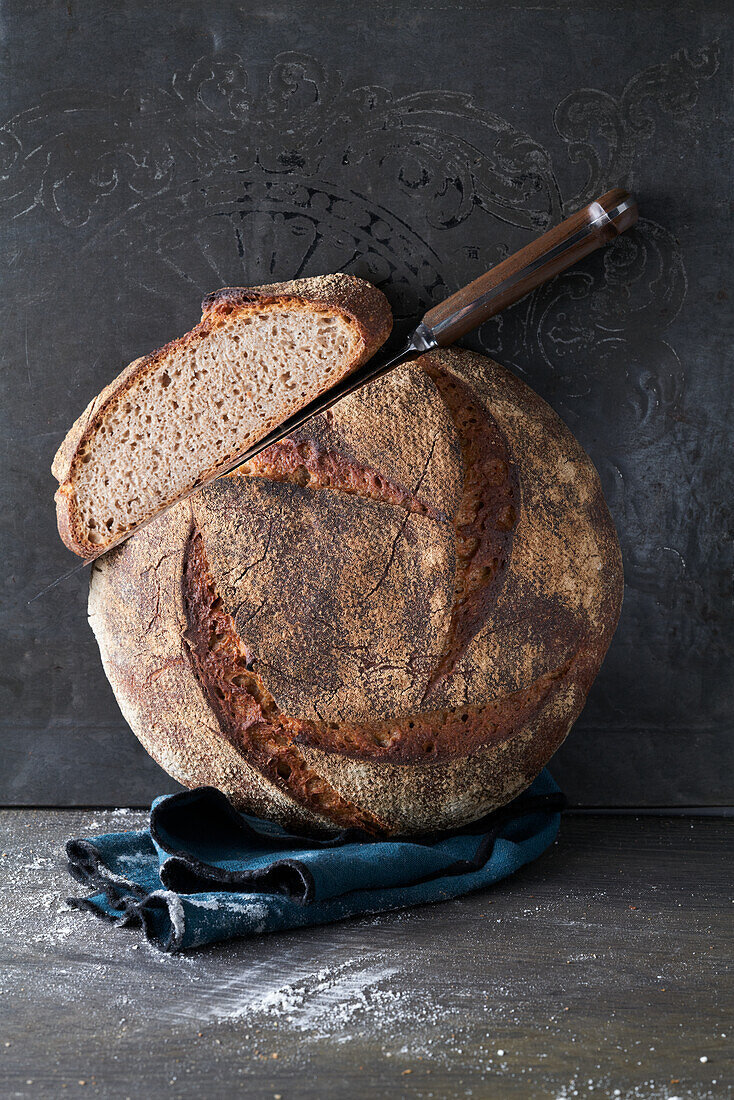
(0, 812), (731, 1099)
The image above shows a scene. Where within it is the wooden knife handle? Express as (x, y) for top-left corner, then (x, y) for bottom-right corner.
(421, 188), (638, 347)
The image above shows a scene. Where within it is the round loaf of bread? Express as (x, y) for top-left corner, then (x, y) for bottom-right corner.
(88, 347), (623, 835)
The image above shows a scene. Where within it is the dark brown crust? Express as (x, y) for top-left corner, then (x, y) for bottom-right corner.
(87, 346), (624, 836)
(182, 526), (385, 833)
(53, 274), (392, 559)
(236, 438), (443, 521)
(229, 366), (518, 711)
(179, 520), (572, 835)
(291, 664), (570, 765)
(192, 474), (456, 723)
(422, 364), (519, 696)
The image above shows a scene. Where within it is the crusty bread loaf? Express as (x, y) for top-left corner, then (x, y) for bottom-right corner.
(88, 347), (623, 836)
(52, 275), (392, 559)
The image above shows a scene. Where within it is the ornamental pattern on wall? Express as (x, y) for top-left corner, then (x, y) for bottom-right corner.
(0, 44), (721, 730)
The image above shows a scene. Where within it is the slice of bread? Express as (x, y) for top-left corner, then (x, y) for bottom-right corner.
(53, 274), (392, 559)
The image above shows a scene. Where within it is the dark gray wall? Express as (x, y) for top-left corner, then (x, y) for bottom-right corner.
(1, 0), (732, 807)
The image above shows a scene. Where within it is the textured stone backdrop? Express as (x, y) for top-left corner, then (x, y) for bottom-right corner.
(2, 0), (731, 806)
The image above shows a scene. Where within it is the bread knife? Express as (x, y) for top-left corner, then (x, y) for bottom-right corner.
(32, 188), (637, 600)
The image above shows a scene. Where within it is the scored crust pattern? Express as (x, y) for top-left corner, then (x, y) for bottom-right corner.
(90, 347), (624, 835)
(181, 363), (534, 830)
(183, 527), (383, 832)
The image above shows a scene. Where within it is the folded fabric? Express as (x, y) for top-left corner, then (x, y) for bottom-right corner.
(66, 770), (564, 953)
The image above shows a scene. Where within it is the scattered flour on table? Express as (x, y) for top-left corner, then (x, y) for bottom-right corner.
(244, 960), (404, 1037)
(0, 808), (149, 952)
(2, 809), (727, 1099)
(554, 1083), (698, 1100)
(171, 957), (403, 1035)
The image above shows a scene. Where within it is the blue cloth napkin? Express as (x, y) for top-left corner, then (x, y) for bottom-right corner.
(66, 770), (564, 953)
